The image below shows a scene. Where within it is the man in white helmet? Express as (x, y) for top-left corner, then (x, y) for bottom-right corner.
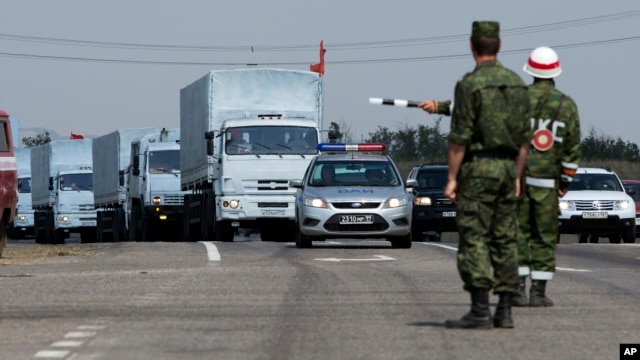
(513, 46), (581, 307)
(418, 46), (581, 308)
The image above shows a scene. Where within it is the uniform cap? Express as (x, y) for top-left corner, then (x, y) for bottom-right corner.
(471, 21), (500, 38)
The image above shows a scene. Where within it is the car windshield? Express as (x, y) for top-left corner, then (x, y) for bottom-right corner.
(416, 170), (447, 190)
(569, 173), (622, 192)
(308, 161), (400, 187)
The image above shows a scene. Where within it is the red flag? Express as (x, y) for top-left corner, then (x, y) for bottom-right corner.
(70, 132), (84, 139)
(310, 40), (326, 75)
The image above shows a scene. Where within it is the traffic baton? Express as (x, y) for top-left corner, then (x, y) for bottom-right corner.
(369, 98), (421, 108)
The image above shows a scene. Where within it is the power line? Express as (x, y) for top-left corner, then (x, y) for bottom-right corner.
(0, 35), (638, 66)
(0, 9), (639, 52)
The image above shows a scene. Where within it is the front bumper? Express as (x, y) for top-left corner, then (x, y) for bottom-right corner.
(299, 205), (411, 239)
(412, 207), (457, 232)
(559, 214), (635, 235)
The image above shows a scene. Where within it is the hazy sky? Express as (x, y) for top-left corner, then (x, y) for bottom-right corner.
(1, 1), (638, 146)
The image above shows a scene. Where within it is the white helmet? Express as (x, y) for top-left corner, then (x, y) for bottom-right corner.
(523, 46), (562, 78)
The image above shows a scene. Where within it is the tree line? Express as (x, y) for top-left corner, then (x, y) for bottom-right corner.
(327, 120), (640, 164)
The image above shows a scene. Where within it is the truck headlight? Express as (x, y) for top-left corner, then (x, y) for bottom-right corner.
(229, 200), (239, 209)
(304, 197), (326, 208)
(57, 216), (69, 223)
(152, 196), (162, 205)
(386, 197), (407, 208)
(16, 215), (26, 221)
(413, 196), (433, 206)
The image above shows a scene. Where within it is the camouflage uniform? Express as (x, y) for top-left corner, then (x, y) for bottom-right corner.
(517, 80), (581, 281)
(450, 60), (530, 295)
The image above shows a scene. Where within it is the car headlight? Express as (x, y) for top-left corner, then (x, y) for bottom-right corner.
(558, 200), (573, 211)
(413, 196), (433, 206)
(616, 200), (630, 210)
(386, 197), (408, 208)
(304, 197), (327, 208)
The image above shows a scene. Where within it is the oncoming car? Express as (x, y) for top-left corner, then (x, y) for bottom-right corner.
(289, 143), (417, 248)
(621, 179), (640, 237)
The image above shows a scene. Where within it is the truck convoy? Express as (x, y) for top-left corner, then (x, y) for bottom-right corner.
(0, 109), (18, 257)
(31, 139), (97, 244)
(180, 68), (323, 242)
(127, 127), (186, 241)
(10, 147), (34, 239)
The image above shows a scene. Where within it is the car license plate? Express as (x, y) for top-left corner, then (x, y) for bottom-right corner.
(340, 214), (373, 224)
(582, 212), (608, 219)
(442, 211), (456, 217)
(261, 210), (285, 216)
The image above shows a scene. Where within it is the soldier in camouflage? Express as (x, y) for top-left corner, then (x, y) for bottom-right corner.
(420, 21), (531, 329)
(513, 46), (581, 307)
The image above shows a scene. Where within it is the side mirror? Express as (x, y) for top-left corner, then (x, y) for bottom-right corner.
(133, 168), (140, 176)
(119, 170), (125, 186)
(205, 131), (216, 140)
(48, 177), (54, 191)
(405, 179), (418, 188)
(206, 139), (214, 156)
(289, 179), (303, 188)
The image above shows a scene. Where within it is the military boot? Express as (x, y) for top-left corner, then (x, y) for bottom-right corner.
(445, 288), (493, 329)
(511, 277), (528, 307)
(493, 293), (514, 328)
(529, 280), (554, 307)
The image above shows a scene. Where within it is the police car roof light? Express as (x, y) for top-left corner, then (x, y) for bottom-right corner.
(317, 143), (387, 152)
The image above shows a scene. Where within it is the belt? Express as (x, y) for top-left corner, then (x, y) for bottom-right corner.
(463, 151), (515, 162)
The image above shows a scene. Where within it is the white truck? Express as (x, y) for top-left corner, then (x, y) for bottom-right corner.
(92, 128), (162, 242)
(127, 127), (187, 242)
(31, 139), (97, 244)
(180, 68), (323, 242)
(10, 147), (34, 239)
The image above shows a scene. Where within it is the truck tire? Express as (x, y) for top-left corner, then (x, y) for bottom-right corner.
(113, 208), (126, 242)
(260, 227), (278, 242)
(0, 218), (7, 257)
(53, 228), (66, 245)
(201, 191), (215, 241)
(214, 219), (234, 242)
(96, 212), (104, 243)
(129, 203), (140, 242)
(142, 218), (154, 242)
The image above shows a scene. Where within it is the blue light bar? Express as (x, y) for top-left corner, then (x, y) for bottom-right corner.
(317, 143), (387, 152)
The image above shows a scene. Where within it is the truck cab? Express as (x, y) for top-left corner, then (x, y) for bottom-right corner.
(0, 109), (18, 257)
(128, 128), (187, 241)
(10, 148), (34, 239)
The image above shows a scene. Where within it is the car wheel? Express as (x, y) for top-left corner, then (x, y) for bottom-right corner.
(622, 226), (636, 243)
(390, 235), (412, 249)
(588, 234), (600, 243)
(607, 234), (621, 244)
(295, 226), (312, 248)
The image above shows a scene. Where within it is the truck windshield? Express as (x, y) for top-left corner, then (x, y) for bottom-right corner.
(60, 173), (93, 191)
(225, 126), (318, 155)
(149, 150), (180, 174)
(18, 177), (31, 193)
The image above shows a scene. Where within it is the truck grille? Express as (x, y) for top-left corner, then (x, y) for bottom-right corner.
(574, 200), (615, 211)
(257, 180), (290, 191)
(163, 195), (184, 205)
(78, 204), (95, 211)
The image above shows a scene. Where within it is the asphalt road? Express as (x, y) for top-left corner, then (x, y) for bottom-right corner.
(1, 233), (639, 360)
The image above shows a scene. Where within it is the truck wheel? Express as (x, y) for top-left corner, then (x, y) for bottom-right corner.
(80, 228), (96, 243)
(96, 212), (104, 243)
(114, 208), (126, 242)
(53, 228), (65, 245)
(215, 219), (234, 242)
(129, 204), (140, 242)
(260, 227), (278, 242)
(0, 219), (7, 257)
(142, 219), (155, 242)
(201, 192), (215, 241)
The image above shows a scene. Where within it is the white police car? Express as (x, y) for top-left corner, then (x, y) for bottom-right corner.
(289, 143), (417, 248)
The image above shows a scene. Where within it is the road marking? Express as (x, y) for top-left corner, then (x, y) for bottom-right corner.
(315, 255), (396, 262)
(34, 350), (70, 358)
(556, 267), (592, 272)
(418, 242), (459, 251)
(199, 241), (221, 261)
(51, 340), (84, 347)
(64, 331), (96, 338)
(419, 242), (594, 272)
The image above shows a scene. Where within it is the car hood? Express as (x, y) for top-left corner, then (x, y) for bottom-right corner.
(561, 190), (631, 201)
(306, 186), (407, 202)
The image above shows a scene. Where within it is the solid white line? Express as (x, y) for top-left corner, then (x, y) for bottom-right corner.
(199, 241), (221, 261)
(556, 267), (592, 272)
(51, 340), (84, 347)
(34, 350), (70, 358)
(418, 242), (459, 251)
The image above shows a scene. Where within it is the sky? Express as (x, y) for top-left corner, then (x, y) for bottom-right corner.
(1, 1), (639, 146)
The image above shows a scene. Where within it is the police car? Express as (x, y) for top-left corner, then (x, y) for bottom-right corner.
(289, 143), (417, 248)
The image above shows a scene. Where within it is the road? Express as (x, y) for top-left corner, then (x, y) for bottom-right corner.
(1, 233), (639, 360)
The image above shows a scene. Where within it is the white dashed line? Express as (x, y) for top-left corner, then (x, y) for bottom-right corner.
(51, 340), (84, 347)
(34, 350), (70, 358)
(417, 242), (459, 251)
(199, 241), (221, 261)
(64, 331), (96, 338)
